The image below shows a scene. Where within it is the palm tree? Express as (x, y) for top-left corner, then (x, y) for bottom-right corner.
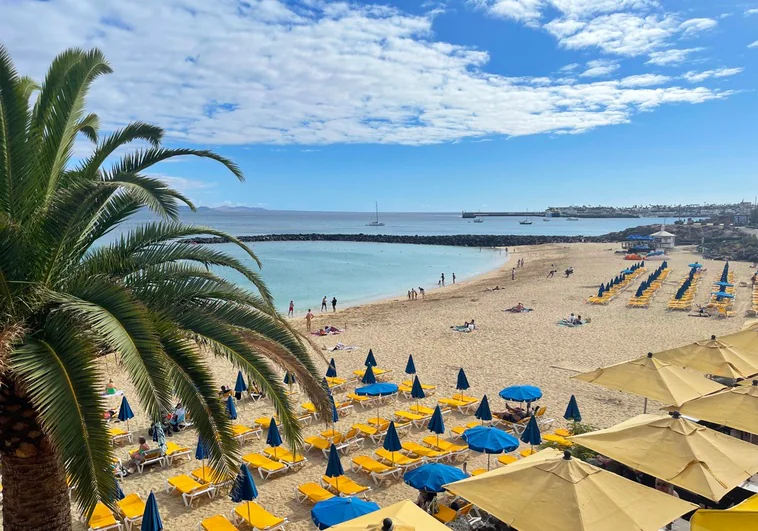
(0, 45), (328, 530)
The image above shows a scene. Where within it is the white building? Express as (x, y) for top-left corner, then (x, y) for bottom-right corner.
(651, 225), (676, 250)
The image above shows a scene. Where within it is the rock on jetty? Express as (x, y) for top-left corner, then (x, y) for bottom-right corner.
(181, 233), (605, 247)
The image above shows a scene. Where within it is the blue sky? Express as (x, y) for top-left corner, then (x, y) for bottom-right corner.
(2, 0), (757, 211)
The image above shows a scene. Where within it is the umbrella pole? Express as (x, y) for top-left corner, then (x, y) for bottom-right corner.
(488, 454), (491, 471)
(203, 457), (206, 481)
(126, 419), (129, 433)
(643, 397), (648, 414)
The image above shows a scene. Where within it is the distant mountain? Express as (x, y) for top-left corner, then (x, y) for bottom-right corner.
(178, 205), (268, 212)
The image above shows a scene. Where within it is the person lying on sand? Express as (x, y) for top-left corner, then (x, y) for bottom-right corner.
(689, 305), (711, 317)
(558, 314), (589, 327)
(485, 285), (501, 291)
(451, 320), (477, 332)
(494, 404), (528, 423)
(331, 342), (359, 351)
(504, 302), (532, 313)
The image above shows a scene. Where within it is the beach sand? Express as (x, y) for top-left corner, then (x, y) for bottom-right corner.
(69, 242), (752, 530)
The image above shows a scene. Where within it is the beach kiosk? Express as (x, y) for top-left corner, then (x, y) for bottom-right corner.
(651, 226), (676, 250)
(622, 234), (655, 253)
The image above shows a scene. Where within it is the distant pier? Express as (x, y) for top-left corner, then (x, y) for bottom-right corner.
(461, 212), (640, 219)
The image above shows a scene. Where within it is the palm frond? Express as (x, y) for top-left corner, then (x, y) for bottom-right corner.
(10, 314), (116, 518)
(107, 147), (244, 182)
(76, 122), (163, 179)
(76, 113), (100, 143)
(105, 173), (194, 218)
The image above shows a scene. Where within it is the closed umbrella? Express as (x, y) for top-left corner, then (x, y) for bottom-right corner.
(141, 491), (163, 531)
(365, 349), (377, 367)
(573, 352), (724, 412)
(361, 364), (377, 385)
(655, 335), (758, 379)
(323, 394), (340, 439)
(444, 448), (698, 531)
(475, 395), (492, 425)
(195, 436), (210, 482)
(456, 368), (470, 392)
(597, 285), (604, 297)
(283, 371), (296, 394)
(404, 462), (468, 493)
(635, 284), (644, 298)
(312, 496), (380, 530)
(462, 425), (519, 470)
(563, 395), (582, 424)
(520, 415), (541, 452)
(118, 396), (134, 432)
(570, 412), (758, 501)
(234, 371), (247, 400)
(226, 395), (237, 420)
(266, 418), (282, 448)
(427, 405), (445, 449)
(114, 479), (125, 501)
(383, 421), (402, 466)
(410, 376), (425, 410)
(404, 355), (416, 375)
(230, 463), (258, 525)
(326, 359), (337, 378)
(325, 443), (344, 492)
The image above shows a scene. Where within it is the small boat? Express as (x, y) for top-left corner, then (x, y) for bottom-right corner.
(519, 219), (533, 225)
(473, 217), (484, 223)
(366, 202), (384, 227)
(566, 217), (579, 221)
(543, 217), (550, 222)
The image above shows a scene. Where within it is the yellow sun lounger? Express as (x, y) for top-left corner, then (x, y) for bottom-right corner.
(165, 474), (215, 507)
(374, 448), (424, 470)
(192, 466), (233, 488)
(402, 380), (437, 391)
(542, 433), (572, 447)
(394, 410), (429, 428)
(422, 436), (469, 461)
(232, 424), (262, 443)
(264, 447), (308, 469)
(346, 392), (376, 408)
(165, 441), (191, 465)
(354, 368), (390, 379)
(498, 454), (518, 466)
(116, 493), (146, 531)
(295, 482), (335, 504)
(108, 427), (132, 446)
(304, 435), (338, 458)
(326, 376), (348, 389)
(438, 397), (478, 414)
(254, 417), (276, 429)
(301, 403), (318, 415)
(433, 503), (473, 524)
(351, 455), (401, 484)
(352, 423), (383, 442)
(242, 453), (289, 480)
(451, 421), (485, 438)
(452, 393), (479, 404)
(232, 501), (288, 531)
(320, 475), (371, 497)
(198, 514), (239, 531)
(88, 502), (122, 531)
(409, 404), (449, 417)
(401, 441), (448, 462)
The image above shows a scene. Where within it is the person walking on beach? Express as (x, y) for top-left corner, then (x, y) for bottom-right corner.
(419, 287), (425, 299)
(441, 273), (445, 286)
(331, 296), (337, 312)
(288, 300), (294, 317)
(512, 268), (516, 281)
(452, 273), (456, 284)
(305, 309), (313, 332)
(547, 269), (556, 278)
(408, 290), (412, 300)
(321, 296), (328, 312)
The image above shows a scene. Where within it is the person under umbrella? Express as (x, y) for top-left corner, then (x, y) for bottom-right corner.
(231, 463), (258, 526)
(311, 496), (380, 529)
(234, 370), (247, 400)
(405, 355), (416, 376)
(118, 395), (134, 433)
(520, 415), (542, 455)
(226, 394), (238, 420)
(362, 364), (377, 385)
(462, 425), (519, 470)
(475, 395), (492, 425)
(428, 405), (445, 449)
(141, 491), (163, 531)
(383, 421), (402, 466)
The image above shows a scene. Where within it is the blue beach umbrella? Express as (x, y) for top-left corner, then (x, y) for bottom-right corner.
(411, 375), (426, 402)
(266, 418), (282, 448)
(118, 396), (134, 431)
(234, 371), (247, 394)
(322, 395), (340, 439)
(226, 395), (238, 420)
(365, 349), (377, 367)
(715, 281), (734, 287)
(311, 496), (379, 530)
(404, 462), (468, 493)
(635, 284), (644, 298)
(324, 443), (345, 494)
(462, 425), (519, 470)
(475, 395), (492, 424)
(428, 405), (445, 448)
(383, 421), (402, 466)
(711, 291), (734, 299)
(456, 368), (470, 392)
(405, 354), (417, 375)
(563, 395), (582, 423)
(520, 415), (542, 450)
(355, 383), (398, 397)
(597, 285), (604, 297)
(283, 371), (296, 384)
(141, 491), (163, 531)
(689, 263), (701, 268)
(499, 385), (542, 403)
(326, 358), (337, 378)
(361, 364), (376, 384)
(114, 479), (125, 501)
(231, 464), (259, 527)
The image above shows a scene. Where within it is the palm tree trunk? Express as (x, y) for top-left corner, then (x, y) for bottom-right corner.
(0, 382), (72, 531)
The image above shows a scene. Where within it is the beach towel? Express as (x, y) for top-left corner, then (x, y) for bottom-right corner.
(331, 343), (358, 351)
(452, 326), (473, 333)
(100, 390), (124, 398)
(558, 319), (584, 327)
(503, 307), (533, 313)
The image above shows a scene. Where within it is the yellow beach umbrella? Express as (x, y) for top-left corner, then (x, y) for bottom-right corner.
(443, 448), (697, 531)
(573, 353), (724, 412)
(570, 413), (758, 501)
(329, 500), (449, 531)
(690, 493), (758, 530)
(665, 381), (758, 435)
(654, 335), (758, 379)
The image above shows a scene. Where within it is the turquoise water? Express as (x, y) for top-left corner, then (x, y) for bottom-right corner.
(216, 241), (507, 314)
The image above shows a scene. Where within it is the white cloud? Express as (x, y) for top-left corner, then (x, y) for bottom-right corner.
(474, 0), (543, 22)
(548, 0), (656, 18)
(682, 67), (744, 83)
(479, 0), (656, 21)
(558, 63), (580, 72)
(679, 18), (717, 37)
(745, 8), (758, 16)
(579, 59), (620, 77)
(618, 73), (671, 87)
(544, 17), (586, 38)
(0, 0), (734, 145)
(749, 40), (758, 49)
(646, 48), (702, 66)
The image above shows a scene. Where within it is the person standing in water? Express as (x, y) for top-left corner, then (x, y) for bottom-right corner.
(305, 309), (314, 332)
(512, 268), (516, 280)
(441, 273), (445, 286)
(452, 273), (456, 284)
(331, 296), (337, 312)
(288, 300), (294, 317)
(321, 296), (328, 312)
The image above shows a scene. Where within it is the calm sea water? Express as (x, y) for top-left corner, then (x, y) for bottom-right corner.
(116, 210), (668, 313)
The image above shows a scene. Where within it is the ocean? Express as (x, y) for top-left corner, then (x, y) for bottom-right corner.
(117, 210), (669, 313)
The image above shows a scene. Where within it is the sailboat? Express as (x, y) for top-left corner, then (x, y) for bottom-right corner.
(519, 210), (533, 225)
(366, 202), (384, 227)
(473, 216), (484, 223)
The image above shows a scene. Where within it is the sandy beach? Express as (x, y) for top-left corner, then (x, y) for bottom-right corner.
(72, 242), (753, 530)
